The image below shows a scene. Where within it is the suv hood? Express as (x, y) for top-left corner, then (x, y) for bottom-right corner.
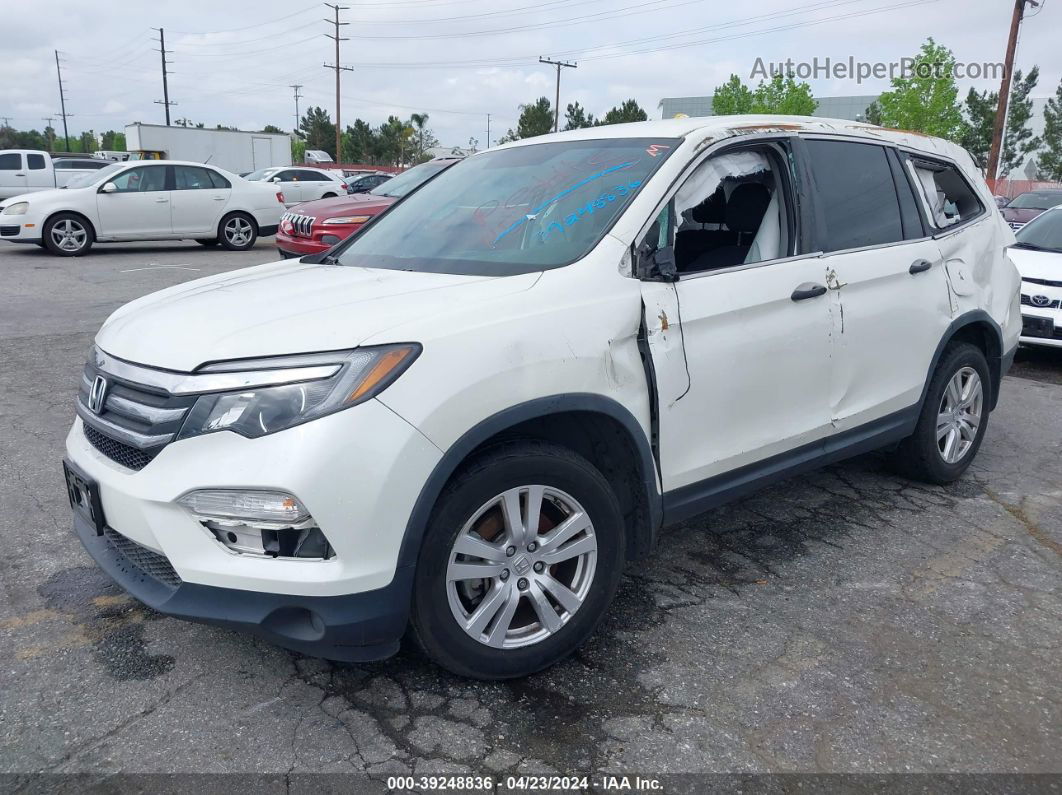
(294, 193), (396, 217)
(96, 259), (538, 371)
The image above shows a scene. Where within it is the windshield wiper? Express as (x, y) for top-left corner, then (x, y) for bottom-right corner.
(321, 253), (340, 265)
(1012, 242), (1047, 251)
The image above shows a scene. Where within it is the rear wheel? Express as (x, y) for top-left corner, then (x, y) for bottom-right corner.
(43, 213), (94, 256)
(218, 212), (257, 251)
(890, 343), (990, 484)
(410, 441), (625, 679)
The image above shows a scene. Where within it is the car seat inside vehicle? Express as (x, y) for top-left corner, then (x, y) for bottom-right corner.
(671, 149), (789, 273)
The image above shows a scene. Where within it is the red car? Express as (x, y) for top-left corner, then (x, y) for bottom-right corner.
(1000, 189), (1062, 232)
(276, 158), (461, 258)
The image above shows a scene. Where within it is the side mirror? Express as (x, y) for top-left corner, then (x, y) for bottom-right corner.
(100, 182), (117, 194)
(271, 176), (282, 183)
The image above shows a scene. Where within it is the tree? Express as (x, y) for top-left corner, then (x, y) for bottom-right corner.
(75, 130), (97, 153)
(563, 101), (596, 130)
(600, 99), (648, 125)
(960, 88), (997, 169)
(711, 74), (754, 115)
(410, 112), (429, 159)
(100, 130), (126, 151)
(343, 119), (376, 163)
(498, 98), (553, 142)
(291, 137), (306, 164)
(874, 38), (964, 141)
(299, 106), (337, 158)
(262, 124), (286, 134)
(1000, 66), (1040, 177)
(864, 100), (883, 125)
(750, 74), (815, 115)
(1039, 78), (1062, 180)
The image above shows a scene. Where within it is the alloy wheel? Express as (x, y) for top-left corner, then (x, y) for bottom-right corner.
(224, 217), (253, 247)
(445, 485), (598, 649)
(50, 219), (87, 252)
(936, 366), (983, 464)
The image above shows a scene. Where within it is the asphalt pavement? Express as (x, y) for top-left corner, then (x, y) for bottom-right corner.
(0, 239), (1059, 784)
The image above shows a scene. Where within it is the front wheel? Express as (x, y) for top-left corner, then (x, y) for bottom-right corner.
(410, 441), (625, 680)
(43, 213), (94, 256)
(890, 342), (991, 484)
(218, 213), (257, 251)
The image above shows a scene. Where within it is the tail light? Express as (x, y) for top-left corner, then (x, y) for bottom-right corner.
(276, 191), (285, 204)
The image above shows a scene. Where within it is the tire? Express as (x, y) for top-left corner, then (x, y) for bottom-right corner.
(42, 213), (94, 256)
(196, 238), (219, 246)
(218, 212), (257, 251)
(890, 342), (991, 484)
(410, 441), (626, 680)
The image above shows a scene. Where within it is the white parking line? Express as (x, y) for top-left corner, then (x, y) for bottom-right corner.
(119, 264), (201, 273)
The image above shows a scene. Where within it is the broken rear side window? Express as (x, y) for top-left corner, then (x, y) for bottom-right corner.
(335, 138), (680, 276)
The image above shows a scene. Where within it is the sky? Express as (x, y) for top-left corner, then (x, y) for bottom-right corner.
(1, 0), (1058, 149)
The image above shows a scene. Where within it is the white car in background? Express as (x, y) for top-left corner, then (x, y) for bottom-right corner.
(243, 166), (348, 207)
(1009, 205), (1062, 348)
(0, 160), (285, 256)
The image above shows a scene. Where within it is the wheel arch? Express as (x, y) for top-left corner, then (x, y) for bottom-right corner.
(43, 209), (97, 240)
(921, 310), (1005, 412)
(397, 395), (662, 571)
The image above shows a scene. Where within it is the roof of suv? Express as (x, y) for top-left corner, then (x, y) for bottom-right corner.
(494, 114), (974, 166)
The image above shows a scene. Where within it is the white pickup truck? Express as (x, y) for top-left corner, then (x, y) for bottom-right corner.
(0, 150), (110, 200)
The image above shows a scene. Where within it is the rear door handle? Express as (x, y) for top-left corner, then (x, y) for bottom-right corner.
(155, 197), (169, 203)
(791, 282), (827, 301)
(909, 259), (933, 274)
(212, 195), (225, 200)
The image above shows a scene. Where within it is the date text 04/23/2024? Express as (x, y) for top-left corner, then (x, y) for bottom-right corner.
(386, 774), (663, 791)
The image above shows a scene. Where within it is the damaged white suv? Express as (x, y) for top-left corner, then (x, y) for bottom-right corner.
(64, 117), (1021, 679)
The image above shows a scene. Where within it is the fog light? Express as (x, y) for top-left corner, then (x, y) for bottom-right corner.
(177, 489), (309, 524)
(177, 489), (334, 560)
(320, 234), (341, 245)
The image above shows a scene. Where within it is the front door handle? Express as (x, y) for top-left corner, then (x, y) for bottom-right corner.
(909, 259), (933, 274)
(155, 197), (169, 203)
(791, 282), (827, 301)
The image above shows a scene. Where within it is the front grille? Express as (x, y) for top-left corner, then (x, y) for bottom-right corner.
(1020, 293), (1061, 310)
(283, 212), (315, 237)
(1009, 221), (1025, 231)
(1023, 276), (1062, 289)
(1, 224), (19, 237)
(77, 358), (197, 472)
(104, 528), (182, 588)
(84, 424), (154, 471)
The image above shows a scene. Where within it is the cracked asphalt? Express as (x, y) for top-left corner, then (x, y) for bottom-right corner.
(0, 241), (1060, 781)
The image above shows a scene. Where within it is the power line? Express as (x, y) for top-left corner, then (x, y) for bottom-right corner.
(169, 5), (320, 35)
(153, 28), (177, 125)
(539, 58), (577, 133)
(324, 3), (353, 161)
(54, 50), (72, 151)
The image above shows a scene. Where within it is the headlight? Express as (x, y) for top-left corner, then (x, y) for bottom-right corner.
(2, 202), (28, 216)
(321, 215), (372, 225)
(177, 343), (420, 440)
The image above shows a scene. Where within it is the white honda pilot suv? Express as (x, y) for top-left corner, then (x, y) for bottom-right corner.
(64, 117), (1021, 679)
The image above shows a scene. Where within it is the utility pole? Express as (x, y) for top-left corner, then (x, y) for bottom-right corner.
(54, 50), (72, 151)
(486, 113), (491, 148)
(323, 4), (352, 162)
(290, 84), (304, 134)
(152, 28), (177, 125)
(539, 57), (577, 133)
(986, 0), (1038, 182)
(0, 117), (11, 127)
(41, 118), (56, 151)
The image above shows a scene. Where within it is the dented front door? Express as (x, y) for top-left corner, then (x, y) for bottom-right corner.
(640, 256), (834, 493)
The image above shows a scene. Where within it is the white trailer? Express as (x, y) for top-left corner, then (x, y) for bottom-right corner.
(124, 123), (292, 174)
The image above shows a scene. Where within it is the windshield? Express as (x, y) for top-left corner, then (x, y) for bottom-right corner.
(369, 160), (454, 199)
(1014, 210), (1062, 253)
(1008, 191), (1062, 210)
(338, 139), (678, 276)
(243, 168), (277, 182)
(65, 162), (125, 189)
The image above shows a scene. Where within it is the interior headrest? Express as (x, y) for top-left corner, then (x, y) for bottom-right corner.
(690, 188), (725, 224)
(725, 183), (771, 234)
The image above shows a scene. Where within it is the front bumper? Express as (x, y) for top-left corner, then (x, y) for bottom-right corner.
(74, 511), (411, 661)
(275, 222), (363, 257)
(0, 210), (44, 243)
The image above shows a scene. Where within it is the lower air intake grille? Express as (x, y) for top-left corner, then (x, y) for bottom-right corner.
(84, 424), (154, 471)
(104, 528), (182, 588)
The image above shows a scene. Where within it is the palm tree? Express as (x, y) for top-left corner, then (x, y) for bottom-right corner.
(410, 112), (429, 159)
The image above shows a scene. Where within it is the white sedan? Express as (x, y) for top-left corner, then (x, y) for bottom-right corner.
(1009, 205), (1062, 348)
(0, 160), (285, 256)
(242, 166), (348, 207)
